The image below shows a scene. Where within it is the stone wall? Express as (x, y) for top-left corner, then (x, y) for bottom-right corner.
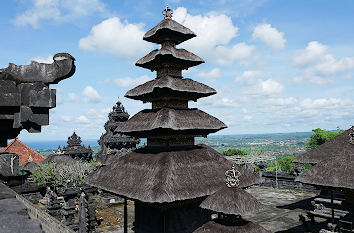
(261, 171), (317, 192)
(16, 193), (75, 233)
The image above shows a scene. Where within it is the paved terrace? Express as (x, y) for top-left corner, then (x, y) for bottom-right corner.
(97, 186), (320, 233)
(244, 186), (320, 233)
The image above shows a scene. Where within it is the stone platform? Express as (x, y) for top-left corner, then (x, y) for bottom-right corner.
(244, 186), (321, 233)
(0, 182), (43, 233)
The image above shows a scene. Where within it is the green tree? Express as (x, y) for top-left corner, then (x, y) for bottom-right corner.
(222, 148), (247, 156)
(306, 128), (344, 149)
(265, 156), (296, 175)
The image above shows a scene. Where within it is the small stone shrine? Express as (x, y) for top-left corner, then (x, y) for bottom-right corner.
(96, 98), (139, 163)
(62, 132), (93, 161)
(0, 53), (76, 146)
(86, 6), (261, 233)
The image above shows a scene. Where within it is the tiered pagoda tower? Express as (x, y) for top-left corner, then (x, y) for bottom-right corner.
(86, 7), (261, 233)
(96, 98), (139, 163)
(62, 132), (93, 161)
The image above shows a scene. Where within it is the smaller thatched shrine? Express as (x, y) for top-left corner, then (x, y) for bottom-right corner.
(296, 127), (354, 229)
(294, 126), (352, 165)
(62, 132), (93, 161)
(42, 153), (76, 164)
(195, 164), (269, 233)
(96, 98), (139, 163)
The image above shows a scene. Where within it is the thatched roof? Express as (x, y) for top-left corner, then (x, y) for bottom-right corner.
(119, 108), (227, 137)
(193, 221), (270, 233)
(136, 47), (204, 71)
(20, 161), (39, 173)
(42, 154), (76, 163)
(125, 75), (216, 101)
(0, 138), (45, 166)
(85, 145), (261, 203)
(296, 147), (354, 190)
(294, 127), (352, 164)
(143, 19), (196, 45)
(199, 187), (263, 215)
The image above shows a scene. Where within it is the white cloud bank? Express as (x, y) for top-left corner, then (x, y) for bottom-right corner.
(13, 0), (108, 28)
(197, 68), (221, 80)
(293, 41), (354, 85)
(252, 23), (286, 50)
(79, 17), (152, 59)
(114, 75), (152, 88)
(173, 7), (254, 65)
(67, 86), (101, 104)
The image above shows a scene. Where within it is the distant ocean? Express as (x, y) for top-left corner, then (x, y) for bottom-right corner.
(22, 140), (99, 150)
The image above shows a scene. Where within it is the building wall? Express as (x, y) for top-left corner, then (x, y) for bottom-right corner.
(16, 193), (75, 233)
(261, 171), (317, 192)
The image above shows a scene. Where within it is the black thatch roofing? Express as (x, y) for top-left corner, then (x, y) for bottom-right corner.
(199, 187), (263, 215)
(294, 127), (353, 164)
(119, 108), (227, 137)
(296, 147), (354, 190)
(42, 154), (76, 163)
(20, 161), (39, 173)
(85, 145), (261, 203)
(143, 19), (196, 45)
(193, 221), (270, 233)
(125, 75), (216, 101)
(136, 47), (204, 71)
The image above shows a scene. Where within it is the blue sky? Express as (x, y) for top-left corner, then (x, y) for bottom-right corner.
(1, 0), (353, 141)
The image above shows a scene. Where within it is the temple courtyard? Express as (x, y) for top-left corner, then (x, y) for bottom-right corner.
(95, 186), (319, 233)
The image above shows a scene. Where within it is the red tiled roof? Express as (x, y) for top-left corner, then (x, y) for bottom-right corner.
(0, 138), (45, 166)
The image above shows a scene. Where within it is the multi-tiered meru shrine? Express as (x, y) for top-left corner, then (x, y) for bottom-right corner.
(86, 7), (262, 233)
(96, 98), (139, 163)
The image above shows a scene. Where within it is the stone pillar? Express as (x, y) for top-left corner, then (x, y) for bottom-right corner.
(62, 187), (79, 231)
(78, 186), (98, 233)
(45, 187), (64, 221)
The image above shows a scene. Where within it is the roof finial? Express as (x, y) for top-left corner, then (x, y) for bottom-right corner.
(349, 131), (354, 145)
(117, 97), (121, 103)
(225, 164), (241, 188)
(162, 4), (173, 19)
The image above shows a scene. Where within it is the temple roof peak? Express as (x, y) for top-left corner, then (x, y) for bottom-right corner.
(162, 5), (173, 19)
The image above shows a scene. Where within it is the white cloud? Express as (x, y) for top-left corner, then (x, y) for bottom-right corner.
(31, 55), (53, 64)
(235, 70), (263, 82)
(235, 70), (284, 98)
(13, 0), (108, 28)
(214, 43), (255, 65)
(60, 115), (73, 122)
(114, 75), (152, 88)
(197, 68), (221, 80)
(173, 7), (253, 64)
(82, 86), (101, 103)
(242, 78), (284, 98)
(252, 23), (286, 50)
(263, 97), (297, 106)
(77, 115), (90, 123)
(293, 41), (354, 84)
(79, 17), (152, 60)
(293, 41), (328, 67)
(67, 92), (80, 103)
(197, 93), (240, 108)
